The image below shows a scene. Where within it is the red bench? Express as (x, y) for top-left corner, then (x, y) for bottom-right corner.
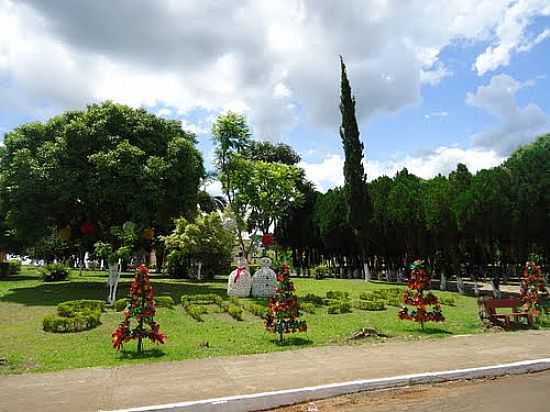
(482, 297), (532, 328)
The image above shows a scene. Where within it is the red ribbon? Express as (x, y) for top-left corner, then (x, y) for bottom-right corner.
(234, 266), (245, 283)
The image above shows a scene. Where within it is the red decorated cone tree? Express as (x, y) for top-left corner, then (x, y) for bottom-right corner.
(265, 263), (307, 343)
(112, 264), (166, 352)
(520, 257), (549, 320)
(399, 260), (444, 328)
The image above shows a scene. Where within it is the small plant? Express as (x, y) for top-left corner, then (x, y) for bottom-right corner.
(328, 303), (340, 314)
(312, 264), (329, 279)
(154, 296), (175, 308)
(327, 300), (353, 314)
(181, 294), (223, 306)
(40, 263), (70, 282)
(353, 300), (386, 311)
(340, 301), (352, 313)
(326, 290), (349, 300)
(243, 303), (267, 318)
(227, 303), (243, 321)
(301, 293), (325, 305)
(299, 302), (316, 314)
(43, 310), (101, 333)
(229, 296), (241, 306)
(184, 303), (208, 322)
(114, 298), (129, 312)
(359, 292), (376, 301)
(57, 300), (105, 317)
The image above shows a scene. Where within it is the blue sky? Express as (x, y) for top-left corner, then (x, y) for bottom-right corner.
(1, 1), (549, 191)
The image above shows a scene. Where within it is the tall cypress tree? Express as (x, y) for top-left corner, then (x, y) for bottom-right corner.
(339, 56), (370, 250)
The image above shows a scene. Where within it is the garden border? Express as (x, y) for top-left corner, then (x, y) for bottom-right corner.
(103, 357), (550, 412)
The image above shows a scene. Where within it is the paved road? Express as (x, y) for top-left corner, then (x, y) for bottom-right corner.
(274, 371), (550, 412)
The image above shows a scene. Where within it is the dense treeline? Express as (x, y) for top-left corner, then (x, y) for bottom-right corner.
(277, 134), (550, 281)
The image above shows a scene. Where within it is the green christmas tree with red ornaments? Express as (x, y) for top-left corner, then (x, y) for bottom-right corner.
(520, 256), (549, 320)
(399, 260), (444, 328)
(112, 264), (166, 352)
(265, 263), (307, 342)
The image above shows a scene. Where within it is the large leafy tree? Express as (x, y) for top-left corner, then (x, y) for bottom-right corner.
(0, 101), (204, 257)
(241, 141), (301, 165)
(339, 57), (370, 256)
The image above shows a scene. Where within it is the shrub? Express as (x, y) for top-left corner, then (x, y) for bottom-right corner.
(299, 302), (316, 314)
(301, 293), (325, 305)
(43, 310), (101, 333)
(440, 296), (456, 306)
(57, 300), (105, 317)
(181, 294), (223, 306)
(0, 259), (22, 278)
(326, 290), (350, 300)
(114, 298), (128, 312)
(340, 301), (353, 313)
(40, 263), (70, 282)
(385, 296), (402, 307)
(359, 292), (376, 301)
(243, 303), (267, 318)
(328, 303), (340, 314)
(184, 303), (207, 322)
(154, 296), (175, 308)
(227, 303), (243, 321)
(229, 296), (241, 306)
(353, 300), (386, 311)
(312, 264), (329, 279)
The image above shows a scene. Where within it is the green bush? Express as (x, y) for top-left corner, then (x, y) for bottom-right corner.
(181, 294), (223, 306)
(40, 263), (70, 282)
(312, 264), (329, 279)
(340, 301), (352, 313)
(301, 293), (325, 305)
(440, 296), (456, 306)
(359, 292), (376, 301)
(328, 303), (340, 314)
(353, 300), (386, 311)
(229, 296), (241, 306)
(184, 303), (208, 322)
(114, 298), (128, 312)
(373, 288), (401, 300)
(43, 310), (101, 333)
(299, 302), (316, 314)
(57, 300), (105, 317)
(326, 290), (350, 300)
(243, 303), (267, 318)
(385, 296), (402, 307)
(154, 296), (175, 308)
(227, 303), (243, 320)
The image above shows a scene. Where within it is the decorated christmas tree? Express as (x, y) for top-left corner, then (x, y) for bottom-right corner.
(265, 263), (307, 342)
(399, 260), (444, 328)
(520, 257), (549, 319)
(112, 264), (166, 352)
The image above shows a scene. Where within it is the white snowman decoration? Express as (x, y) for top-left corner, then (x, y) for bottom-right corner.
(251, 257), (277, 298)
(227, 256), (252, 297)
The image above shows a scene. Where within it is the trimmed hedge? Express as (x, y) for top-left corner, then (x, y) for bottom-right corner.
(359, 292), (376, 301)
(43, 310), (102, 333)
(299, 302), (316, 314)
(326, 290), (350, 300)
(155, 296), (175, 308)
(301, 293), (325, 305)
(181, 294), (223, 306)
(353, 300), (386, 311)
(243, 303), (267, 318)
(0, 260), (21, 278)
(328, 301), (353, 314)
(57, 300), (105, 317)
(184, 303), (208, 322)
(227, 303), (243, 321)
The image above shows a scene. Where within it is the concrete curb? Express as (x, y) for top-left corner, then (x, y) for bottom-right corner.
(103, 358), (550, 412)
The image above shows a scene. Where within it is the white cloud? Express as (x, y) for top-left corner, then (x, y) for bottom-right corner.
(300, 146), (505, 192)
(474, 0), (550, 75)
(2, 0), (548, 135)
(156, 108), (172, 118)
(466, 74), (550, 154)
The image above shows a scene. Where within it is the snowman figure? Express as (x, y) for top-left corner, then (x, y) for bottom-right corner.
(227, 256), (252, 297)
(251, 257), (277, 298)
(107, 260), (121, 305)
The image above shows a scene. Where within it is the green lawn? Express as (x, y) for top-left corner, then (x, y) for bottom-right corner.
(0, 267), (533, 375)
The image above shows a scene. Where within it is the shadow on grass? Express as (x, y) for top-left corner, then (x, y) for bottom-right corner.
(118, 348), (166, 360)
(416, 327), (453, 335)
(272, 336), (313, 347)
(0, 279), (227, 306)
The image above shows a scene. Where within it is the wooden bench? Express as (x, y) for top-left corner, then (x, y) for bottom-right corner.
(482, 297), (532, 328)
